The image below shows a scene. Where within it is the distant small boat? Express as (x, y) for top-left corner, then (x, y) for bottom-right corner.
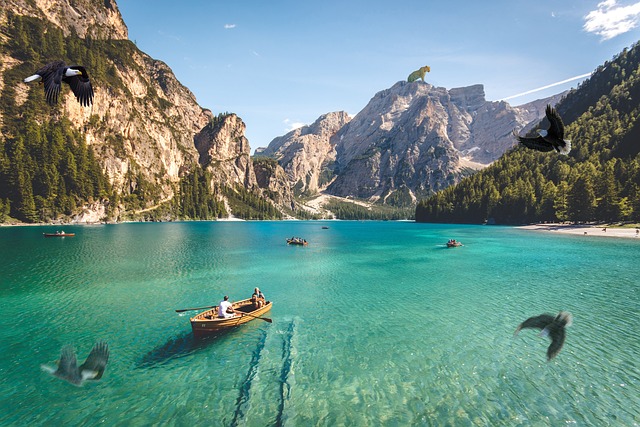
(322, 226), (329, 229)
(287, 237), (308, 246)
(190, 298), (272, 337)
(446, 239), (462, 247)
(43, 232), (75, 237)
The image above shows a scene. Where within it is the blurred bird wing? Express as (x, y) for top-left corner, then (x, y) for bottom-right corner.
(514, 314), (555, 335)
(56, 345), (79, 376)
(546, 327), (566, 360)
(35, 61), (66, 79)
(514, 133), (554, 152)
(43, 71), (64, 106)
(545, 105), (565, 139)
(41, 364), (56, 374)
(79, 341), (109, 380)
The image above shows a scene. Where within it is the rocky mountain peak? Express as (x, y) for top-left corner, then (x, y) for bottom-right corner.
(195, 114), (257, 189)
(259, 111), (351, 195)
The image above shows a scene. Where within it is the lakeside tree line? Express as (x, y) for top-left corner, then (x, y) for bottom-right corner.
(416, 42), (640, 225)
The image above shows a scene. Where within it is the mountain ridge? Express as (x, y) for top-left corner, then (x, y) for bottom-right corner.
(260, 80), (564, 208)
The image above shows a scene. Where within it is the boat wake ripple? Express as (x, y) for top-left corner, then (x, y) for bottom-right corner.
(231, 328), (269, 426)
(276, 319), (296, 426)
(228, 317), (299, 426)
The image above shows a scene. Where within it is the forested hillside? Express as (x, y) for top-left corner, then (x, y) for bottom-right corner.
(0, 13), (283, 223)
(0, 13), (118, 222)
(415, 41), (640, 225)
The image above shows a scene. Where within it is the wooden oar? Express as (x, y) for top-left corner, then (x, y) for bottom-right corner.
(240, 312), (273, 323)
(175, 305), (216, 313)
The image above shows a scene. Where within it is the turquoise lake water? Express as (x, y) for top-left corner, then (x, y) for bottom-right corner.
(0, 221), (638, 426)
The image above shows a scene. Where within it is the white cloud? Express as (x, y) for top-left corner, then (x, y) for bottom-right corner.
(584, 0), (640, 40)
(224, 24), (236, 29)
(283, 119), (305, 132)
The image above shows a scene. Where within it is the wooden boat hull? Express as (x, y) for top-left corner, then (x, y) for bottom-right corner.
(190, 298), (272, 337)
(447, 242), (462, 247)
(43, 233), (75, 237)
(287, 239), (307, 246)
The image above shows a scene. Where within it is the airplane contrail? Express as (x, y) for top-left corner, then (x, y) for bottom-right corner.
(501, 73), (592, 101)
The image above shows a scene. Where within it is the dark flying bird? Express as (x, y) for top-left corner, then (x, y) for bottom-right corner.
(514, 311), (572, 361)
(41, 341), (109, 386)
(513, 104), (571, 154)
(24, 61), (94, 107)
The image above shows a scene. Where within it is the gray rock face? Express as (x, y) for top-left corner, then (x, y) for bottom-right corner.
(253, 158), (296, 211)
(261, 111), (351, 195)
(195, 114), (257, 189)
(329, 81), (463, 202)
(3, 0), (129, 39)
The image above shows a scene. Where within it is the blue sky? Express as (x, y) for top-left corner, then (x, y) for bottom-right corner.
(117, 0), (640, 151)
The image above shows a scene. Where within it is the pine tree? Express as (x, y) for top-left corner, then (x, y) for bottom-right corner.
(567, 176), (596, 223)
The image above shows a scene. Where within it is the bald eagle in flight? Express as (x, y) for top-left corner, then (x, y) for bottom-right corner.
(514, 311), (572, 361)
(513, 105), (570, 154)
(24, 61), (94, 107)
(41, 341), (109, 386)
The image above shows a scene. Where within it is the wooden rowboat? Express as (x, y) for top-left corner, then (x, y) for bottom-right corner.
(190, 298), (272, 337)
(287, 237), (307, 246)
(446, 240), (463, 247)
(43, 232), (75, 237)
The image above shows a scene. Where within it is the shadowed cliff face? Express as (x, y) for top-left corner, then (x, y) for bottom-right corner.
(195, 114), (257, 189)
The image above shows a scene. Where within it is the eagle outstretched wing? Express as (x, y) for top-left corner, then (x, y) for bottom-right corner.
(513, 313), (555, 335)
(545, 105), (565, 140)
(79, 341), (109, 380)
(512, 130), (554, 152)
(65, 65), (94, 107)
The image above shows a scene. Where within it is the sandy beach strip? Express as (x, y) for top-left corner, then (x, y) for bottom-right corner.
(519, 223), (640, 239)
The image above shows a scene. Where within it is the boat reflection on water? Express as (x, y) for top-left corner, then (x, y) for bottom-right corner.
(138, 329), (236, 368)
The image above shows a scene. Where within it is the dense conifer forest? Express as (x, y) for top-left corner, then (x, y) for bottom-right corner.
(416, 41), (640, 225)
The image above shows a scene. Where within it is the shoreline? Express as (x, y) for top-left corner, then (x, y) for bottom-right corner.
(518, 223), (640, 239)
(3, 220), (640, 239)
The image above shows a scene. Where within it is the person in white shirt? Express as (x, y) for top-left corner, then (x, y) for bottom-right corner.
(218, 296), (235, 318)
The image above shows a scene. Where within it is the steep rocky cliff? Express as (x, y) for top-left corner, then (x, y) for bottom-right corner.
(259, 111), (351, 195)
(252, 157), (296, 211)
(1, 0), (128, 39)
(195, 113), (257, 189)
